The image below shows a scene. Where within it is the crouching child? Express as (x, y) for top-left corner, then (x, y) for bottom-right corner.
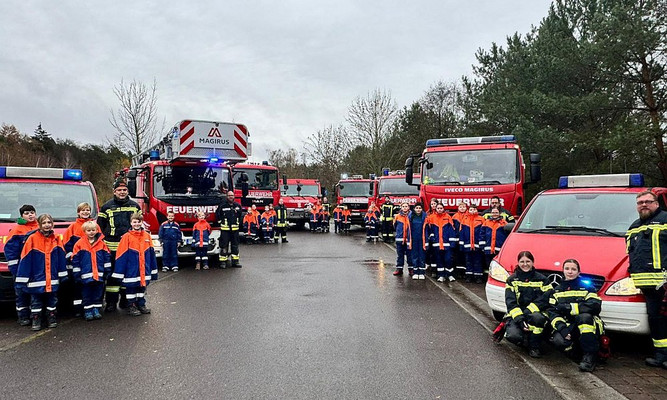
(72, 221), (111, 321)
(112, 213), (158, 316)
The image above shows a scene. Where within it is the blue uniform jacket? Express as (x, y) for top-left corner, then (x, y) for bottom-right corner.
(4, 220), (39, 276)
(71, 233), (112, 284)
(394, 213), (412, 247)
(112, 230), (158, 288)
(409, 211), (427, 251)
(158, 221), (182, 242)
(15, 231), (68, 294)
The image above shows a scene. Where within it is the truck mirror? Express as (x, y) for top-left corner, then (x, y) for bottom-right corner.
(283, 184), (289, 191)
(338, 184), (344, 190)
(529, 153), (541, 183)
(127, 169), (137, 179)
(369, 182), (374, 195)
(297, 184), (302, 193)
(282, 174), (287, 185)
(241, 182), (249, 198)
(405, 157), (414, 185)
(127, 180), (137, 197)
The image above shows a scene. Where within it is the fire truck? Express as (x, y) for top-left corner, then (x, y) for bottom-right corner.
(486, 174), (665, 334)
(0, 166), (99, 301)
(374, 170), (420, 208)
(281, 178), (322, 229)
(335, 174), (376, 226)
(232, 162), (280, 212)
(405, 135), (541, 214)
(124, 120), (250, 263)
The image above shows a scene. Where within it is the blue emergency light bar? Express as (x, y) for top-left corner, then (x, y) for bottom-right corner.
(426, 135), (516, 147)
(558, 173), (644, 189)
(382, 168), (390, 176)
(149, 150), (160, 161)
(209, 157), (220, 163)
(0, 166), (83, 181)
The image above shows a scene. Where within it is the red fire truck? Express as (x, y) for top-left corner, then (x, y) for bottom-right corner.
(405, 135), (541, 214)
(232, 162), (280, 212)
(0, 166), (99, 301)
(124, 120), (249, 263)
(374, 171), (420, 208)
(281, 178), (322, 229)
(335, 174), (376, 226)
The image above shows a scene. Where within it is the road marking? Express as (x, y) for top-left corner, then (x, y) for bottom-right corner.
(430, 278), (627, 400)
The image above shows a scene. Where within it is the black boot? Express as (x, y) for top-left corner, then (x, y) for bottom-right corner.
(18, 316), (31, 326)
(137, 305), (151, 314)
(645, 350), (667, 368)
(579, 353), (596, 372)
(128, 304), (141, 316)
(47, 311), (58, 328)
(31, 313), (41, 331)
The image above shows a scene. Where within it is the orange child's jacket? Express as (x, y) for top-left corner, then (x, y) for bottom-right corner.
(111, 230), (158, 288)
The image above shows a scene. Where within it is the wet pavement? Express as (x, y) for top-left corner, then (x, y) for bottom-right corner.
(0, 229), (559, 399)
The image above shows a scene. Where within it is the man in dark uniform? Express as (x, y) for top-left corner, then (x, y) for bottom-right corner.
(481, 196), (514, 223)
(216, 191), (243, 267)
(274, 197), (289, 243)
(97, 178), (141, 312)
(380, 196), (396, 243)
(321, 196), (331, 233)
(626, 190), (667, 368)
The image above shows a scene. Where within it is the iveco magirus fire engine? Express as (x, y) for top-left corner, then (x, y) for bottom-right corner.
(124, 120), (250, 263)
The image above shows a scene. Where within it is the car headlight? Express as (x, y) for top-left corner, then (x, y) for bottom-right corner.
(605, 277), (641, 296)
(152, 239), (161, 247)
(488, 259), (510, 283)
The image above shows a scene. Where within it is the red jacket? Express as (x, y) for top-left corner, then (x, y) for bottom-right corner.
(112, 230), (158, 288)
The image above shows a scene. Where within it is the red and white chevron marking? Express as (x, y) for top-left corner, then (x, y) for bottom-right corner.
(234, 124), (248, 158)
(179, 120), (196, 155)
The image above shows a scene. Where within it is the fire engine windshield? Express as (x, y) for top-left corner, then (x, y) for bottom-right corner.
(234, 168), (278, 190)
(338, 181), (372, 197)
(516, 192), (637, 235)
(282, 184), (320, 197)
(378, 178), (419, 196)
(422, 149), (518, 185)
(0, 183), (96, 222)
(153, 166), (230, 198)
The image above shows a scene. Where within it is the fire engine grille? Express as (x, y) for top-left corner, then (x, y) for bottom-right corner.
(345, 202), (367, 211)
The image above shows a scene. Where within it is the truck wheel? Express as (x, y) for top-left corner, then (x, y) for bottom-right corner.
(492, 310), (506, 322)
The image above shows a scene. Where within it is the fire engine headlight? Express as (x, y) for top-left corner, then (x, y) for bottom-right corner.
(152, 239), (161, 247)
(605, 277), (641, 296)
(488, 260), (509, 283)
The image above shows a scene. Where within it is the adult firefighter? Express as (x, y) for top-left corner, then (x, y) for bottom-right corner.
(626, 190), (667, 368)
(380, 196), (396, 243)
(274, 198), (289, 243)
(216, 190), (243, 267)
(97, 178), (140, 312)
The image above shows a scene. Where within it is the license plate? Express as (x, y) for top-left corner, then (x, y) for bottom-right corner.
(352, 212), (360, 216)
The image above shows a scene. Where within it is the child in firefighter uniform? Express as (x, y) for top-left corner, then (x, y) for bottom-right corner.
(380, 197), (396, 242)
(309, 201), (323, 232)
(242, 204), (260, 244)
(112, 213), (158, 316)
(504, 250), (551, 358)
(193, 211), (212, 270)
(71, 221), (111, 321)
(15, 214), (68, 330)
(547, 259), (605, 372)
(459, 205), (486, 283)
(63, 202), (100, 315)
(158, 211), (182, 272)
(393, 203), (413, 276)
(261, 204), (277, 243)
(274, 198), (289, 243)
(409, 203), (427, 280)
(364, 202), (380, 242)
(425, 203), (456, 282)
(332, 204), (343, 234)
(482, 208), (508, 270)
(4, 204), (39, 326)
(425, 199), (439, 277)
(340, 205), (351, 234)
(451, 202), (469, 276)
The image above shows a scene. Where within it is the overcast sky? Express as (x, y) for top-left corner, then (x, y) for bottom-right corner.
(0, 1), (551, 161)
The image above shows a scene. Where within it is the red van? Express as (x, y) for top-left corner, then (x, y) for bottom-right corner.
(485, 174), (665, 334)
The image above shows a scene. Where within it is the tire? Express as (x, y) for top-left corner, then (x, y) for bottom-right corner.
(493, 310), (506, 322)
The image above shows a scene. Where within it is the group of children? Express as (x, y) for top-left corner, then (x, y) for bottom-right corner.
(239, 204), (287, 244)
(6, 203), (157, 330)
(331, 204), (352, 234)
(390, 200), (510, 283)
(308, 199), (330, 232)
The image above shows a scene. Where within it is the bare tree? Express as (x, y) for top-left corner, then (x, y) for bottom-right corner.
(305, 124), (351, 190)
(346, 89), (398, 173)
(109, 78), (163, 155)
(420, 80), (463, 138)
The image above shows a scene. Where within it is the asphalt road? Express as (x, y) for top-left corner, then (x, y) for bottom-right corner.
(0, 230), (560, 399)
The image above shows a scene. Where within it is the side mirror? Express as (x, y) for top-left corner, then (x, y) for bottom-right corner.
(127, 180), (137, 197)
(241, 182), (249, 198)
(282, 174), (287, 185)
(405, 157), (414, 185)
(127, 169), (137, 179)
(283, 184), (289, 191)
(369, 181), (374, 196)
(529, 153), (541, 183)
(297, 184), (302, 193)
(338, 184), (344, 190)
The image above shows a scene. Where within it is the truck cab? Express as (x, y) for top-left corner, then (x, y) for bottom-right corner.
(232, 162), (280, 212)
(0, 166), (98, 301)
(375, 171), (420, 208)
(485, 173), (664, 334)
(126, 120), (249, 262)
(335, 175), (376, 226)
(281, 178), (322, 229)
